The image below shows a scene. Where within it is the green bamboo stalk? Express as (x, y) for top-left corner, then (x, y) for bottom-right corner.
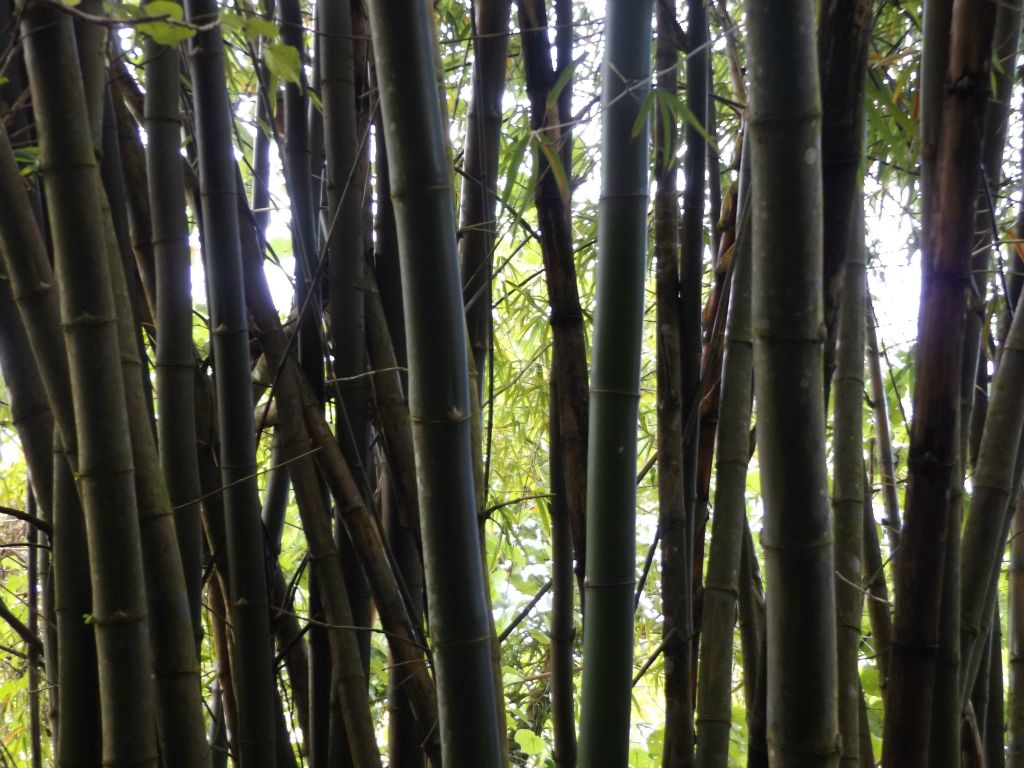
(52, 439), (101, 765)
(0, 274), (54, 520)
(365, 272), (422, 543)
(918, 0), (952, 233)
(458, 5), (515, 745)
(548, 378), (576, 767)
(866, 300), (901, 550)
(856, 685), (874, 768)
(1010, 492), (1024, 768)
(144, 10), (205, 650)
(745, 1), (838, 764)
(985, 607), (1004, 768)
(960, 0), (1022, 478)
(181, 0), (278, 761)
(320, 0), (375, 690)
(957, 0), (1024, 695)
(738, 520), (763, 716)
(883, 3), (998, 764)
(101, 119), (211, 766)
(320, 0), (368, 490)
(371, 135), (427, 768)
(19, 3), (158, 763)
(833, 204), (867, 768)
(0, 122), (101, 767)
(960, 288), (1024, 685)
(26, 487), (42, 768)
(694, 145), (753, 768)
(862, 472), (892, 689)
(366, 0), (503, 761)
(929, 486), (960, 766)
(577, 1), (652, 764)
(382, 464), (427, 768)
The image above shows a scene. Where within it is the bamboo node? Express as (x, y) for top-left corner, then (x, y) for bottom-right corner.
(91, 608), (148, 626)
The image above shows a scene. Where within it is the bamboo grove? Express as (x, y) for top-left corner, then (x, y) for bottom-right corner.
(0, 0), (1023, 765)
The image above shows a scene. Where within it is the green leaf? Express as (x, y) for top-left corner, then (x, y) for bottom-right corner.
(501, 129), (529, 211)
(139, 2), (194, 46)
(630, 90), (654, 139)
(534, 133), (570, 206)
(144, 1), (183, 21)
(513, 728), (544, 756)
(244, 15), (278, 39)
(265, 43), (303, 85)
(545, 60), (576, 114)
(219, 9), (244, 33)
(138, 19), (194, 45)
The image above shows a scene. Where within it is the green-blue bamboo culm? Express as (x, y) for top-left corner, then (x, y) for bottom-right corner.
(577, 1), (653, 765)
(744, 2), (839, 765)
(365, 0), (503, 764)
(19, 3), (160, 765)
(181, 1), (278, 764)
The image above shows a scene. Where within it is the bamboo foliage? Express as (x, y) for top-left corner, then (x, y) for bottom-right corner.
(2, 0), (1024, 765)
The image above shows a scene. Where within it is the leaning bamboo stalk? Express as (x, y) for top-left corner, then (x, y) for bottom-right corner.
(235, 185), (442, 765)
(19, 2), (157, 763)
(0, 275), (54, 520)
(101, 139), (211, 764)
(577, 1), (653, 764)
(695, 145), (753, 768)
(960, 316), (1024, 691)
(0, 122), (101, 767)
(863, 472), (893, 690)
(865, 299), (901, 549)
(745, 0), (838, 763)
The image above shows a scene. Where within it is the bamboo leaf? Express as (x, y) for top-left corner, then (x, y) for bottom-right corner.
(138, 1), (194, 45)
(245, 15), (278, 39)
(630, 90), (654, 139)
(546, 61), (576, 114)
(264, 43), (303, 85)
(501, 130), (530, 211)
(534, 133), (570, 206)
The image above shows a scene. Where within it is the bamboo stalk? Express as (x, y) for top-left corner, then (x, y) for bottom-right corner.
(366, 0), (504, 760)
(577, 1), (652, 764)
(883, 2), (998, 763)
(20, 4), (159, 763)
(694, 144), (753, 768)
(745, 1), (838, 763)
(181, 0), (278, 761)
